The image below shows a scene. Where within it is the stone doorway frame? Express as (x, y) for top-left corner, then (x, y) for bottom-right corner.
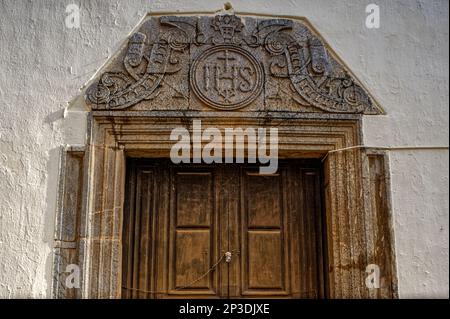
(53, 111), (398, 299)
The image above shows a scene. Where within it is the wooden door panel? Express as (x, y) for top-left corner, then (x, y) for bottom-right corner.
(174, 230), (211, 289)
(237, 170), (291, 297)
(246, 174), (282, 228)
(122, 160), (325, 299)
(248, 231), (284, 289)
(167, 169), (221, 297)
(297, 168), (325, 298)
(122, 167), (157, 299)
(175, 173), (212, 227)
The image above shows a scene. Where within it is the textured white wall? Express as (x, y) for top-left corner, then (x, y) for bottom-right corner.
(0, 0), (448, 298)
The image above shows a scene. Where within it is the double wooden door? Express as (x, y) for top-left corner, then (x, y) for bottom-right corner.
(122, 159), (325, 299)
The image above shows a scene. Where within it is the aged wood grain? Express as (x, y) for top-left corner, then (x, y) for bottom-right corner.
(122, 160), (325, 298)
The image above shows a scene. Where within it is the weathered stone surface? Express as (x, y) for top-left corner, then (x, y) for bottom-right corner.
(69, 115), (397, 299)
(64, 12), (396, 300)
(86, 14), (381, 114)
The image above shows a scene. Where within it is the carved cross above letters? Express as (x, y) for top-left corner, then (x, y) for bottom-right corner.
(191, 45), (263, 109)
(86, 14), (382, 114)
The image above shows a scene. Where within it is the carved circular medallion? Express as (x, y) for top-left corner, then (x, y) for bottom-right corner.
(190, 45), (263, 110)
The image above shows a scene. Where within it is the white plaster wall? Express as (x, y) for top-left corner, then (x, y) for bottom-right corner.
(0, 0), (447, 298)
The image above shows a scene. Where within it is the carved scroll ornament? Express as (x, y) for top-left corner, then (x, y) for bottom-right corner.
(86, 14), (380, 114)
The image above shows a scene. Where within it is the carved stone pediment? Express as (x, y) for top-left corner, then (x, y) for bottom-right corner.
(86, 14), (382, 114)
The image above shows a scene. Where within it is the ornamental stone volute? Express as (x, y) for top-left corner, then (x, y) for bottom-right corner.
(86, 13), (382, 114)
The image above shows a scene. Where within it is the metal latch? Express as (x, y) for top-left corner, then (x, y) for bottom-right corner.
(225, 251), (232, 263)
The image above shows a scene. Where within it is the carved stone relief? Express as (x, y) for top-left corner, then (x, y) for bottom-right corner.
(86, 14), (381, 114)
(62, 12), (397, 300)
(190, 45), (263, 109)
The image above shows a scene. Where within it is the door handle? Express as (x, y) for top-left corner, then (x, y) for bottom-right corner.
(225, 251), (232, 263)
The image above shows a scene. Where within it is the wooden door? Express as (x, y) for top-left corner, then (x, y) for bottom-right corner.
(122, 160), (325, 299)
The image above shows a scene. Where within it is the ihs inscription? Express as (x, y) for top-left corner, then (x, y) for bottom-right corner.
(191, 46), (263, 110)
